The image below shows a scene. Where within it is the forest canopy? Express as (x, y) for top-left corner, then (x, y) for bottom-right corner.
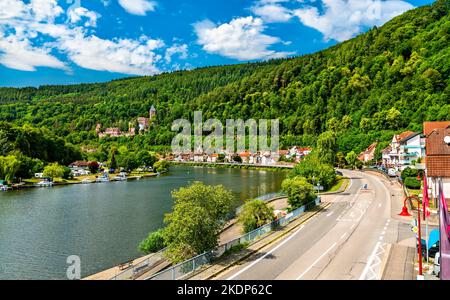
(0, 0), (448, 160)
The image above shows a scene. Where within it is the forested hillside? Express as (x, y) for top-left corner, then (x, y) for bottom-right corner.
(0, 0), (449, 160)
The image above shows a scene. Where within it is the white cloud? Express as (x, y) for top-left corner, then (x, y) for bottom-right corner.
(0, 0), (28, 20)
(118, 0), (157, 16)
(165, 44), (188, 63)
(194, 17), (291, 61)
(58, 34), (164, 75)
(293, 0), (414, 42)
(67, 7), (100, 27)
(0, 0), (175, 75)
(251, 3), (293, 23)
(0, 32), (67, 71)
(29, 0), (63, 22)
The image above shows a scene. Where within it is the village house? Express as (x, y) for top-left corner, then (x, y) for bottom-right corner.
(69, 161), (92, 177)
(358, 142), (378, 163)
(205, 153), (217, 163)
(239, 151), (251, 164)
(381, 131), (425, 171)
(289, 147), (312, 162)
(424, 122), (450, 201)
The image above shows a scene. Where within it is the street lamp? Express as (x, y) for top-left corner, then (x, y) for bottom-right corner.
(398, 194), (423, 278)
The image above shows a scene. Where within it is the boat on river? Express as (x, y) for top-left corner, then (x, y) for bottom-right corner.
(113, 173), (128, 181)
(36, 178), (53, 187)
(96, 173), (110, 183)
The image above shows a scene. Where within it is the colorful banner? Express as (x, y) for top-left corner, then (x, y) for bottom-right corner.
(423, 176), (430, 219)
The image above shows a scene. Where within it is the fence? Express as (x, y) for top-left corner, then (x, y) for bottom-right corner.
(146, 197), (321, 280)
(110, 248), (166, 280)
(255, 191), (286, 202)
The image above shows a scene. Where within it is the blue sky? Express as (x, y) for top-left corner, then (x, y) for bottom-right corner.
(0, 0), (435, 87)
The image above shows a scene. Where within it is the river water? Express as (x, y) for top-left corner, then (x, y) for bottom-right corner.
(0, 166), (286, 279)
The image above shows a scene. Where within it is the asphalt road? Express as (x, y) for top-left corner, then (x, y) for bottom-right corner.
(215, 170), (407, 280)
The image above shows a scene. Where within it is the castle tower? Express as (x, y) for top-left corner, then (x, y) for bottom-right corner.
(149, 105), (156, 119)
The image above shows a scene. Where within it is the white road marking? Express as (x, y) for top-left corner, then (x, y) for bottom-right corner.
(326, 212), (334, 217)
(226, 225), (305, 280)
(296, 242), (338, 280)
(378, 203), (382, 208)
(359, 242), (382, 280)
(340, 233), (348, 240)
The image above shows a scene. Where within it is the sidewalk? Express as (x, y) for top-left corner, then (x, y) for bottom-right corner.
(381, 244), (415, 280)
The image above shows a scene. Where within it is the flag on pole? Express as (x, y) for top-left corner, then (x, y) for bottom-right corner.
(439, 181), (450, 280)
(423, 176), (430, 219)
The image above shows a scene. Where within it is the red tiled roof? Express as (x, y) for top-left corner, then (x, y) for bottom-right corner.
(396, 131), (416, 142)
(424, 121), (450, 136)
(239, 151), (251, 158)
(69, 161), (90, 167)
(426, 127), (450, 177)
(382, 145), (392, 154)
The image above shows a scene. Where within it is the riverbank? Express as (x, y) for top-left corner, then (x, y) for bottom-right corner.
(84, 196), (292, 280)
(3, 172), (158, 191)
(172, 161), (294, 171)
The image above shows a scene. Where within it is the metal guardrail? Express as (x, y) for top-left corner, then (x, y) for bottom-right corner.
(146, 197), (321, 280)
(255, 191), (287, 201)
(110, 248), (166, 280)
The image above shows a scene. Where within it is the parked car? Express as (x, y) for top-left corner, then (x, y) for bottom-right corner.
(388, 168), (397, 177)
(434, 252), (440, 278)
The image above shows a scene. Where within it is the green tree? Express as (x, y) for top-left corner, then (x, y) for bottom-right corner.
(43, 163), (65, 180)
(153, 160), (170, 173)
(336, 152), (346, 168)
(316, 131), (338, 165)
(109, 148), (117, 170)
(0, 155), (21, 182)
(163, 182), (235, 263)
(139, 229), (166, 254)
(291, 155), (337, 190)
(0, 130), (13, 156)
(136, 150), (158, 167)
(238, 199), (274, 233)
(345, 151), (358, 168)
(282, 176), (317, 210)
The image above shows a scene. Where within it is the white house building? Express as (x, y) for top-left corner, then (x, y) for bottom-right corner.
(382, 131), (425, 171)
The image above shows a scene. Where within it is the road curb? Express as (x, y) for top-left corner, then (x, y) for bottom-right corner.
(319, 177), (350, 196)
(378, 243), (392, 280)
(190, 202), (332, 280)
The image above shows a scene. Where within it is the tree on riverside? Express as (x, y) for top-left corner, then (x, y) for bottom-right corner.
(282, 176), (317, 210)
(139, 229), (166, 254)
(43, 163), (65, 180)
(0, 155), (21, 182)
(291, 154), (337, 190)
(238, 199), (274, 233)
(162, 182), (235, 263)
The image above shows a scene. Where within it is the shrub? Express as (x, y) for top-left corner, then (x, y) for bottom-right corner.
(401, 167), (419, 180)
(291, 155), (336, 190)
(404, 177), (421, 189)
(139, 229), (166, 254)
(282, 176), (317, 210)
(238, 199), (274, 233)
